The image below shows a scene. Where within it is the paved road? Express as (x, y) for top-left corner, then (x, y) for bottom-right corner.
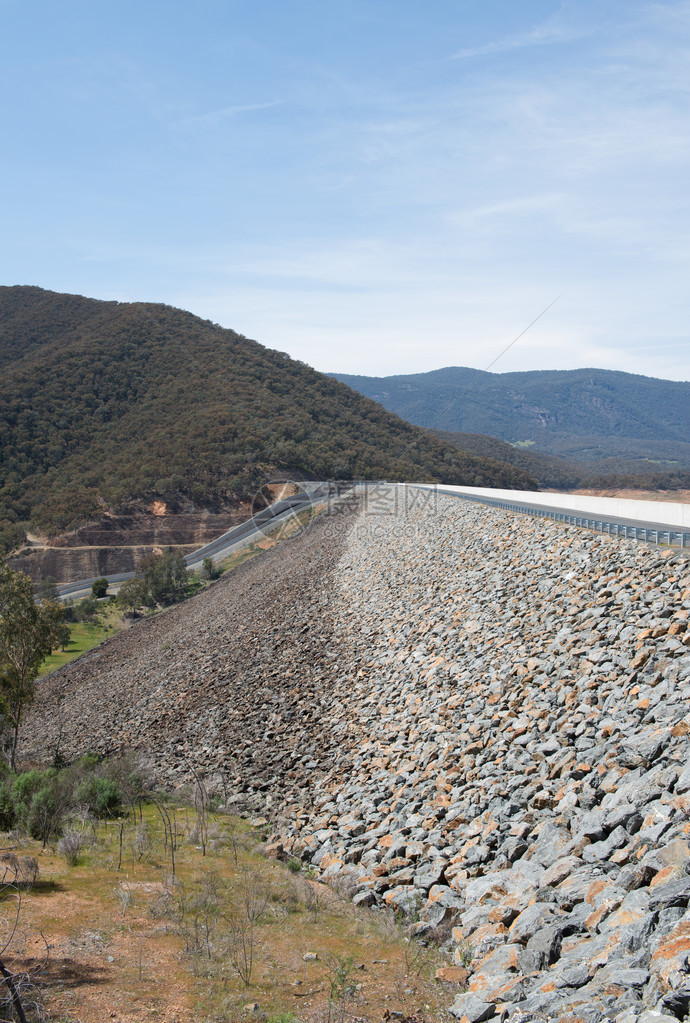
(57, 483), (334, 600)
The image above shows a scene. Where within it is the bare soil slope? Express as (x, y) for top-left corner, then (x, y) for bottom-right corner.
(9, 505), (252, 584)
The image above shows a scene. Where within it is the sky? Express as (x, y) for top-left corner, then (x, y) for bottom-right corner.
(2, 0), (689, 380)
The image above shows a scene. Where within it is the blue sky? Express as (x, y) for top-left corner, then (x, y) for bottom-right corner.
(2, 0), (689, 380)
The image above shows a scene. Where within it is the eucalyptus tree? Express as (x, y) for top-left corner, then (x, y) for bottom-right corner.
(0, 562), (65, 769)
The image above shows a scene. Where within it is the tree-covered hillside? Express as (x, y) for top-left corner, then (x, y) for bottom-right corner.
(0, 287), (536, 544)
(332, 366), (690, 465)
(433, 430), (690, 493)
(432, 431), (582, 490)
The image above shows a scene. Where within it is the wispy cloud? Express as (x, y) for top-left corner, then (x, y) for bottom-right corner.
(4, 1), (689, 383)
(453, 193), (566, 223)
(447, 20), (586, 62)
(177, 100), (284, 128)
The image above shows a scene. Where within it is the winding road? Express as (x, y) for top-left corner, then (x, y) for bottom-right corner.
(57, 483), (336, 599)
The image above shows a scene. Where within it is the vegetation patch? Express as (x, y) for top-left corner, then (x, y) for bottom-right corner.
(0, 285), (535, 544)
(38, 612), (121, 677)
(0, 759), (451, 1023)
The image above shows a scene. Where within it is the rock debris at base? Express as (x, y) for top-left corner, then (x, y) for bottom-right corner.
(26, 486), (690, 1023)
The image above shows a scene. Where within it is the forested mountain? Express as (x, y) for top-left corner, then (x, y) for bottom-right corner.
(332, 367), (690, 467)
(432, 431), (690, 492)
(0, 287), (535, 546)
(431, 431), (582, 490)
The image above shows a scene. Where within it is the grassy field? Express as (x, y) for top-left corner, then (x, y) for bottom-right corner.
(38, 607), (123, 677)
(5, 803), (452, 1023)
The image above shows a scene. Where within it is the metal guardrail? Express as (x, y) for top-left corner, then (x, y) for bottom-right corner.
(431, 488), (690, 549)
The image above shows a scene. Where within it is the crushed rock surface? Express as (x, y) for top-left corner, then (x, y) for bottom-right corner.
(25, 486), (690, 1022)
(25, 496), (362, 809)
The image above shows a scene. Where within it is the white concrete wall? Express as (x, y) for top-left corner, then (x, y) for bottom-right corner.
(409, 484), (690, 530)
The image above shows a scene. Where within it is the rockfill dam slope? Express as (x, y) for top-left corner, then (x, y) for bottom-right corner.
(27, 488), (690, 1023)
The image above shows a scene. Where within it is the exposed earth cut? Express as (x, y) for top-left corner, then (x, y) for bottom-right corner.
(26, 487), (690, 1022)
(9, 501), (253, 584)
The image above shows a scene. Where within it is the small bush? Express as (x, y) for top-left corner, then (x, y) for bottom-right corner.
(74, 597), (98, 622)
(286, 857), (302, 873)
(0, 783), (16, 830)
(114, 882), (133, 917)
(275, 878), (301, 914)
(58, 830), (85, 866)
(74, 776), (122, 817)
(27, 786), (59, 840)
(77, 753), (100, 769)
(19, 855), (39, 887)
(12, 770), (65, 840)
(12, 769), (51, 810)
(132, 822), (152, 862)
(0, 852), (39, 888)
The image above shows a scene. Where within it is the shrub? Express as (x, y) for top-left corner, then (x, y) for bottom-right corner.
(12, 769), (52, 821)
(12, 770), (65, 841)
(57, 830), (85, 866)
(132, 822), (152, 862)
(0, 782), (16, 830)
(0, 852), (39, 888)
(77, 753), (100, 770)
(19, 855), (39, 887)
(27, 786), (58, 840)
(74, 597), (98, 621)
(74, 776), (122, 817)
(27, 778), (72, 845)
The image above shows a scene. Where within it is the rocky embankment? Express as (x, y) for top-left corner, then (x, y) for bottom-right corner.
(25, 496), (362, 806)
(271, 489), (690, 1023)
(26, 487), (690, 1022)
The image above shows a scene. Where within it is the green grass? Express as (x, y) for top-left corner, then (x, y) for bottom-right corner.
(38, 612), (121, 677)
(37, 613), (119, 679)
(216, 540), (266, 575)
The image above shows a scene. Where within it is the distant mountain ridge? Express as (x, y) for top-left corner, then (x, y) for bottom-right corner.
(331, 366), (690, 467)
(0, 286), (536, 547)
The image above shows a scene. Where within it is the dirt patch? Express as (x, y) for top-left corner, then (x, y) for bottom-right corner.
(568, 487), (690, 503)
(3, 813), (448, 1023)
(266, 482), (300, 502)
(13, 862), (193, 1022)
